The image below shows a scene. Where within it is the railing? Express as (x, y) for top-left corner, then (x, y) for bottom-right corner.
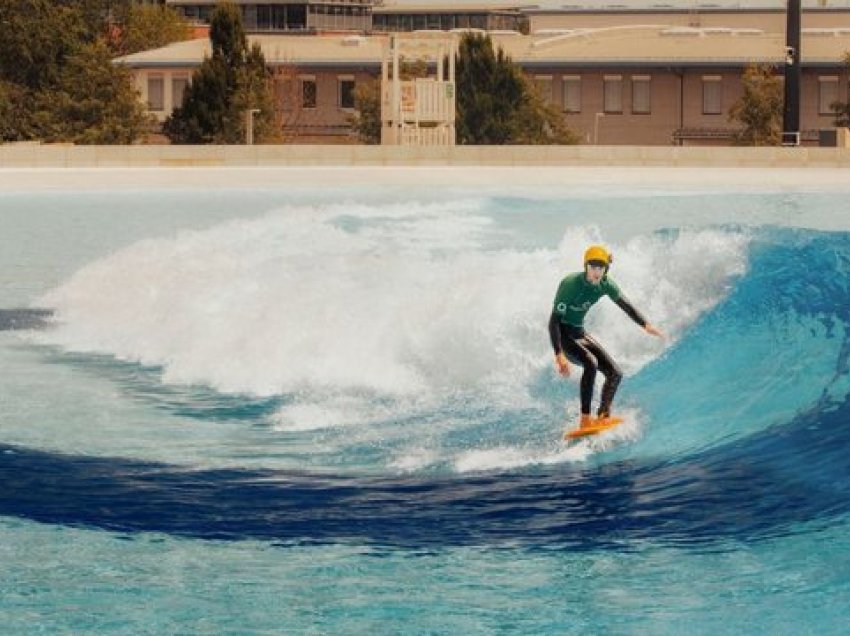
(672, 128), (820, 143)
(383, 79), (455, 123)
(672, 127), (738, 141)
(410, 79), (455, 122)
(399, 125), (454, 146)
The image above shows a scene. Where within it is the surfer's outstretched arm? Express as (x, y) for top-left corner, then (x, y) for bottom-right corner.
(613, 295), (647, 327)
(614, 296), (664, 338)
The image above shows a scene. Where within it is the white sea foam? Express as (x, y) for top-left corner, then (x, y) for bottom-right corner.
(389, 447), (441, 473)
(452, 407), (644, 473)
(35, 199), (749, 465)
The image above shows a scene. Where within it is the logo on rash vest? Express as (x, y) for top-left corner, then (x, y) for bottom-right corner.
(570, 302), (592, 312)
(556, 302), (567, 313)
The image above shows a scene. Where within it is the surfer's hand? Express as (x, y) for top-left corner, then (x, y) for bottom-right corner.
(555, 353), (570, 377)
(644, 324), (665, 339)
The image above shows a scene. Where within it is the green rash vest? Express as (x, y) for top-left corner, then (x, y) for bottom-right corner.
(552, 272), (621, 328)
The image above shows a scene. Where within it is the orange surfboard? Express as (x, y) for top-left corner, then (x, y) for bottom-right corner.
(564, 417), (624, 440)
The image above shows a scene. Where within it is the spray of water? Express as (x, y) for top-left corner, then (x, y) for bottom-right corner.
(36, 200), (748, 471)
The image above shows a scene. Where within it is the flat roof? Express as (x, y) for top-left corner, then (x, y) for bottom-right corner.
(115, 28), (850, 69)
(528, 5), (850, 14)
(524, 0), (850, 9)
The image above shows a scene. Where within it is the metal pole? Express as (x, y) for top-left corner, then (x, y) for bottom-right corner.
(392, 36), (400, 144)
(783, 0), (801, 145)
(246, 109), (260, 145)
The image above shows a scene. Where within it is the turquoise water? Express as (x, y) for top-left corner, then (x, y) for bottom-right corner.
(1, 184), (849, 633)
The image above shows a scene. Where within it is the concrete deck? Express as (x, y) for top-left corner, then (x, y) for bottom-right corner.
(1, 144), (849, 192)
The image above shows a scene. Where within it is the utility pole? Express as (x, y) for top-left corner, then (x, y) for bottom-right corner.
(782, 0), (801, 145)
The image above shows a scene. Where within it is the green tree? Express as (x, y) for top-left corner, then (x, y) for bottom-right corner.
(164, 2), (278, 144)
(0, 0), (150, 143)
(728, 63), (783, 146)
(43, 40), (152, 143)
(456, 33), (574, 145)
(0, 81), (36, 141)
(0, 0), (86, 90)
(456, 34), (522, 144)
(232, 42), (279, 142)
(75, 0), (130, 41)
(350, 79), (381, 144)
(113, 3), (190, 56)
(512, 77), (577, 144)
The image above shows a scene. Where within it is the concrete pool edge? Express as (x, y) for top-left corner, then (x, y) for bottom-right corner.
(2, 163), (850, 193)
(2, 144), (850, 169)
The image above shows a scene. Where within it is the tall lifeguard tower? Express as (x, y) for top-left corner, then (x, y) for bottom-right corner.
(381, 33), (457, 146)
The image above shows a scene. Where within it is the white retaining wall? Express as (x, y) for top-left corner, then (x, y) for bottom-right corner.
(2, 144), (850, 168)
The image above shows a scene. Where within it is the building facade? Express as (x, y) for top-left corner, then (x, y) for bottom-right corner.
(167, 0), (372, 32)
(371, 5), (527, 33)
(166, 0), (531, 33)
(116, 28), (850, 145)
(165, 1), (850, 36)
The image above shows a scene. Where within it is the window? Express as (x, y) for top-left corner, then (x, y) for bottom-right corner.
(256, 5), (271, 30)
(563, 76), (581, 113)
(631, 75), (651, 114)
(301, 77), (317, 109)
(147, 75), (164, 111)
(702, 76), (722, 115)
(172, 76), (188, 109)
(273, 5), (287, 28)
(534, 75), (553, 103)
(603, 75), (623, 113)
(339, 77), (355, 109)
(288, 4), (306, 29)
(819, 76), (839, 115)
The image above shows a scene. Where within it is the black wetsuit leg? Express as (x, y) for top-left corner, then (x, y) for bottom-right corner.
(560, 325), (623, 417)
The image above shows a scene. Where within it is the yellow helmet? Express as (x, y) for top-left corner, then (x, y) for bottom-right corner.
(583, 244), (612, 267)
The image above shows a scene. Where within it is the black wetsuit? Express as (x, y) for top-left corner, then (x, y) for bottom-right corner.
(548, 273), (646, 417)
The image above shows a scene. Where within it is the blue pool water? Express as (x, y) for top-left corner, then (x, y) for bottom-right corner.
(1, 180), (849, 633)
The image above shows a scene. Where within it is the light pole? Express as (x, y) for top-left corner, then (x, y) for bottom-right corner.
(246, 108), (261, 145)
(782, 0), (801, 146)
(594, 112), (605, 145)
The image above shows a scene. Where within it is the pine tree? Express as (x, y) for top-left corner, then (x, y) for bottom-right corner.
(455, 33), (575, 145)
(456, 34), (522, 144)
(164, 2), (278, 144)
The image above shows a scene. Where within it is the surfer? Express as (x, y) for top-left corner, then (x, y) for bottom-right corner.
(549, 245), (664, 431)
